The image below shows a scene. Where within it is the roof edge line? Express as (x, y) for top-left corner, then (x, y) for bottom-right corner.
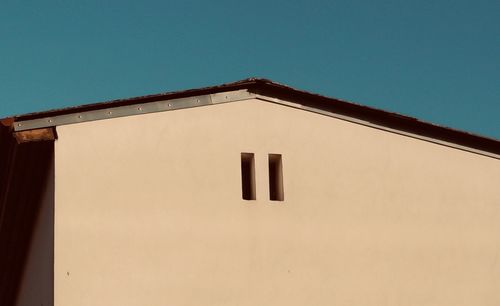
(13, 89), (255, 132)
(254, 95), (500, 160)
(3, 77), (499, 156)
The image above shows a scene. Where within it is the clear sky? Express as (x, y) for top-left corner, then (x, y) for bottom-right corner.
(1, 0), (499, 138)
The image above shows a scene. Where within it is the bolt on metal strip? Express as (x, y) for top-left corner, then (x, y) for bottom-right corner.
(210, 90), (255, 104)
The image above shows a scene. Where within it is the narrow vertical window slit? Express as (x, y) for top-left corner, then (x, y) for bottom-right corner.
(269, 154), (284, 201)
(241, 153), (256, 200)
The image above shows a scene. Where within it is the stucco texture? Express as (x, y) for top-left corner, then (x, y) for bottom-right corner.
(55, 99), (500, 306)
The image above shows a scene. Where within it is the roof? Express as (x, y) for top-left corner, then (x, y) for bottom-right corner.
(2, 78), (500, 155)
(2, 78), (500, 156)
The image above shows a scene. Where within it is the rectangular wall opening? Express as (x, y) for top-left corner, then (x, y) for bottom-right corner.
(241, 153), (256, 200)
(269, 154), (284, 201)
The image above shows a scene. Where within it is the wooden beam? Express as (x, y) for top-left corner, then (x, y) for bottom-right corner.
(14, 128), (56, 144)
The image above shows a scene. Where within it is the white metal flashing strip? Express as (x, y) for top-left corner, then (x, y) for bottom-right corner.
(13, 89), (499, 159)
(14, 89), (255, 132)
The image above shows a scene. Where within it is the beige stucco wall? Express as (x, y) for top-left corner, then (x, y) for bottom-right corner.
(55, 99), (500, 306)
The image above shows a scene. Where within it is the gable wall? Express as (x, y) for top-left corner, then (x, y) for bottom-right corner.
(54, 99), (500, 306)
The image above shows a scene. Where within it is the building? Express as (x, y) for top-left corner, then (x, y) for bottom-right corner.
(1, 78), (499, 306)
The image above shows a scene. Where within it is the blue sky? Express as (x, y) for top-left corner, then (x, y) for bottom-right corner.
(1, 0), (498, 138)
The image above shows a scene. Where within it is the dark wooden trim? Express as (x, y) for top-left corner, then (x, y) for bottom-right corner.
(0, 125), (54, 305)
(252, 81), (500, 155)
